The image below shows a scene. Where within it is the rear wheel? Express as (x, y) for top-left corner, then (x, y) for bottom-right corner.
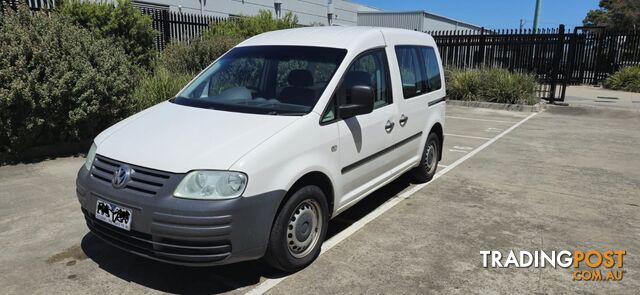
(263, 185), (328, 272)
(410, 132), (440, 183)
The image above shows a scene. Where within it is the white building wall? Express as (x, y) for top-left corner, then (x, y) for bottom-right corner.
(98, 0), (380, 26)
(93, 0), (478, 30)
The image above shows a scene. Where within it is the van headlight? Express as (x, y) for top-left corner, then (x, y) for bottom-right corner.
(174, 171), (248, 200)
(84, 143), (97, 171)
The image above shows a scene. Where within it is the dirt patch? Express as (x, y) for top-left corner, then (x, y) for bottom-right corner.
(46, 244), (87, 264)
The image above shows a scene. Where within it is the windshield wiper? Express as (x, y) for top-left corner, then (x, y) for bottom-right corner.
(267, 111), (307, 116)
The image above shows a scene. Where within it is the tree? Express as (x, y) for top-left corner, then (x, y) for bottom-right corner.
(583, 0), (640, 31)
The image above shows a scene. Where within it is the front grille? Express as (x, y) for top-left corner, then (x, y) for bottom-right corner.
(83, 209), (232, 264)
(90, 155), (170, 196)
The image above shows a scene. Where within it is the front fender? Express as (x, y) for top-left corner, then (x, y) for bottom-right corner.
(230, 114), (340, 204)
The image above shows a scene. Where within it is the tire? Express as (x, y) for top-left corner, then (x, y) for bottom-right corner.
(410, 132), (441, 183)
(263, 185), (329, 272)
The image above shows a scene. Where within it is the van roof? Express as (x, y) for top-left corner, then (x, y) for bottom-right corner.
(238, 26), (435, 50)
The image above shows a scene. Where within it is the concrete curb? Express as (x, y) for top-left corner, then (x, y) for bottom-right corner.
(545, 104), (640, 116)
(446, 99), (545, 112)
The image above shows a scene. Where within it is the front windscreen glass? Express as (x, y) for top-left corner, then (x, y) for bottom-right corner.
(173, 46), (347, 115)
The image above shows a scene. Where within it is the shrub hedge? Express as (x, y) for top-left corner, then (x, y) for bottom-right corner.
(605, 66), (640, 93)
(58, 0), (157, 69)
(159, 35), (243, 75)
(0, 6), (137, 155)
(446, 67), (539, 105)
(0, 6), (303, 160)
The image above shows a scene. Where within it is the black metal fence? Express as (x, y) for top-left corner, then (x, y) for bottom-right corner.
(1, 0), (55, 12)
(137, 7), (228, 51)
(427, 25), (640, 92)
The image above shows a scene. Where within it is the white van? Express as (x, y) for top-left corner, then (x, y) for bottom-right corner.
(76, 26), (446, 272)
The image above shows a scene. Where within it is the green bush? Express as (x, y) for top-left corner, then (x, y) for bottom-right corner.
(58, 0), (157, 69)
(204, 10), (298, 38)
(446, 67), (539, 105)
(0, 6), (137, 155)
(132, 67), (193, 111)
(605, 66), (640, 92)
(159, 35), (243, 75)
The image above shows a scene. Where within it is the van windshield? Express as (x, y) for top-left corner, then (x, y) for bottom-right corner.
(173, 46), (347, 115)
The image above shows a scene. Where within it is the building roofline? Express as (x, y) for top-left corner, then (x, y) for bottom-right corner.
(358, 10), (483, 30)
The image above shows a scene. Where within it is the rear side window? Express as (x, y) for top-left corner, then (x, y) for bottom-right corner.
(395, 47), (428, 99)
(421, 47), (442, 91)
(395, 46), (441, 99)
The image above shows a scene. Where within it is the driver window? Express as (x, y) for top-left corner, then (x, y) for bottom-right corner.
(339, 49), (391, 108)
(321, 49), (391, 123)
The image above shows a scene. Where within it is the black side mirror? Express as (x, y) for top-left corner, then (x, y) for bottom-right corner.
(338, 85), (374, 119)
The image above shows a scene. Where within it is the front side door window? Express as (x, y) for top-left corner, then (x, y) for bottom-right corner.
(322, 49), (392, 123)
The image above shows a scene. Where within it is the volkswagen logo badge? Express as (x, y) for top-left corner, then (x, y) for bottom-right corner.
(112, 165), (132, 189)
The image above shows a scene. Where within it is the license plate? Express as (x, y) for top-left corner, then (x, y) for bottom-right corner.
(95, 199), (132, 231)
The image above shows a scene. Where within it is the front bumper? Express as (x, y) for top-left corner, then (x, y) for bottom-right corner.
(76, 156), (285, 266)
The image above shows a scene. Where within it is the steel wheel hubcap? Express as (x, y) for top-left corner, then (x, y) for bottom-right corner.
(287, 199), (322, 258)
(425, 142), (437, 173)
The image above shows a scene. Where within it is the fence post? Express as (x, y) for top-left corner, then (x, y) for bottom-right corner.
(162, 10), (171, 49)
(549, 24), (565, 102)
(606, 30), (618, 77)
(477, 27), (486, 67)
(592, 29), (605, 85)
(564, 27), (579, 86)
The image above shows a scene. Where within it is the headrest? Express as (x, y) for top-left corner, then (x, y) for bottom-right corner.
(287, 69), (314, 87)
(344, 71), (371, 88)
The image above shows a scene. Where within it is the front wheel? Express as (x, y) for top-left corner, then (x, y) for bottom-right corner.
(410, 132), (441, 183)
(263, 185), (329, 272)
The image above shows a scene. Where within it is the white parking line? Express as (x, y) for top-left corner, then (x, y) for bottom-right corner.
(246, 112), (539, 295)
(445, 133), (492, 140)
(438, 164), (449, 168)
(448, 149), (468, 153)
(446, 116), (519, 124)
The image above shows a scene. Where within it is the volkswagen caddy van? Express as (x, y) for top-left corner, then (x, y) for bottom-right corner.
(76, 26), (446, 272)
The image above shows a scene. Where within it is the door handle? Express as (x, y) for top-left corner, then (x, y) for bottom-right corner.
(385, 120), (395, 133)
(399, 114), (408, 127)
